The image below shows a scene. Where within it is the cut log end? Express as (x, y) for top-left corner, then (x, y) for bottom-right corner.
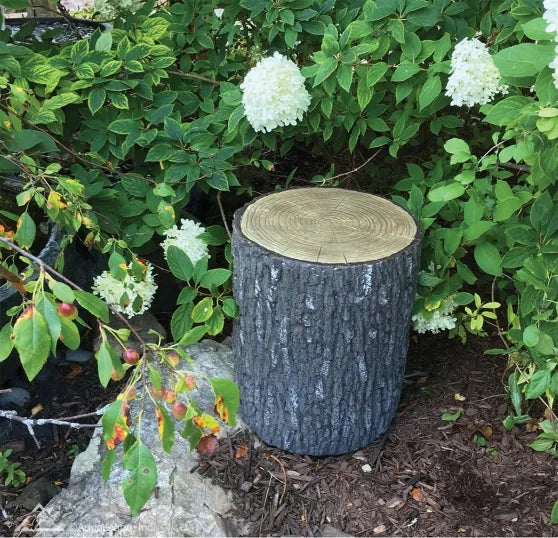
(240, 187), (417, 264)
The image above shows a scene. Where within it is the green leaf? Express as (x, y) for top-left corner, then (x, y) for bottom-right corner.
(101, 449), (116, 483)
(528, 438), (554, 451)
(96, 340), (113, 388)
(88, 88), (106, 115)
(74, 291), (109, 323)
(336, 63), (353, 92)
(122, 441), (157, 516)
(418, 76), (441, 110)
(192, 298), (213, 323)
(523, 324), (540, 348)
(171, 303), (193, 341)
(313, 57), (337, 86)
(427, 183), (465, 202)
(0, 324), (14, 362)
(441, 410), (461, 422)
(156, 405), (175, 453)
(551, 499), (558, 524)
(521, 18), (555, 41)
(178, 325), (207, 346)
(59, 317), (80, 350)
(391, 62), (421, 82)
(210, 377), (240, 426)
(50, 281), (75, 303)
(13, 307), (50, 381)
(108, 119), (138, 135)
(525, 370), (551, 399)
(509, 372), (522, 416)
(180, 419), (202, 451)
(15, 212), (35, 250)
(474, 243), (502, 276)
(366, 62), (389, 86)
(166, 246), (194, 281)
(444, 138), (470, 155)
(493, 44), (555, 78)
(205, 306), (225, 336)
(95, 31), (113, 52)
(101, 399), (126, 443)
(222, 297), (238, 318)
(157, 202), (175, 228)
(36, 297), (60, 355)
(200, 269), (231, 289)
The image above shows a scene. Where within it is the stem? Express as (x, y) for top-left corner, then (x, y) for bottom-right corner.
(168, 70), (221, 85)
(0, 237), (147, 350)
(326, 149), (382, 182)
(216, 191), (231, 238)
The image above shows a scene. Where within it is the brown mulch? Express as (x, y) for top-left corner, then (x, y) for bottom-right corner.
(197, 334), (558, 537)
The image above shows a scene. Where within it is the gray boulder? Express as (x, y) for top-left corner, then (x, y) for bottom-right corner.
(37, 339), (242, 537)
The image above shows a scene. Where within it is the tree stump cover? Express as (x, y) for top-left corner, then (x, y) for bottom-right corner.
(232, 187), (421, 455)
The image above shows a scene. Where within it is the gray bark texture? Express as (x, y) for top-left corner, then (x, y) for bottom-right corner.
(232, 201), (422, 456)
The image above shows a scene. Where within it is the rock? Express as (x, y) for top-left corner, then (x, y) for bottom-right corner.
(15, 478), (60, 511)
(0, 387), (31, 407)
(373, 524), (387, 534)
(65, 349), (93, 364)
(37, 339), (243, 537)
(361, 463), (372, 473)
(92, 312), (166, 354)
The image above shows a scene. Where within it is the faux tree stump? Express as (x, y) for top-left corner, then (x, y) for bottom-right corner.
(232, 188), (421, 455)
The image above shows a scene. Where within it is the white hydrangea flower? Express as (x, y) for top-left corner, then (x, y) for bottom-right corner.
(60, 0), (94, 12)
(94, 0), (138, 19)
(412, 296), (458, 334)
(161, 219), (209, 265)
(543, 1), (558, 90)
(543, 0), (558, 36)
(92, 262), (157, 318)
(445, 38), (508, 107)
(240, 52), (311, 133)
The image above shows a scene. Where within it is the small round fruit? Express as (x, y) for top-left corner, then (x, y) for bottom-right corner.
(122, 348), (140, 365)
(117, 386), (137, 400)
(184, 376), (196, 390)
(58, 302), (78, 320)
(167, 352), (180, 366)
(111, 369), (125, 381)
(164, 390), (176, 404)
(151, 385), (165, 399)
(172, 402), (187, 419)
(197, 435), (218, 456)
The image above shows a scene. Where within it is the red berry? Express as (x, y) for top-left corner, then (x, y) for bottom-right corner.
(122, 348), (140, 365)
(184, 376), (196, 390)
(167, 352), (180, 366)
(172, 402), (187, 419)
(111, 369), (125, 381)
(151, 385), (165, 399)
(58, 302), (78, 320)
(197, 435), (218, 456)
(164, 390), (176, 404)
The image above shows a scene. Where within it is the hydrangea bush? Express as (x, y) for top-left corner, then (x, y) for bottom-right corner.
(0, 0), (557, 521)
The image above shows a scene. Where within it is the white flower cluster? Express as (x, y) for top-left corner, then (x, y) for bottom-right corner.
(240, 52), (311, 133)
(161, 218), (209, 265)
(92, 262), (157, 318)
(445, 38), (508, 107)
(412, 296), (458, 334)
(543, 0), (558, 90)
(93, 0), (138, 20)
(60, 0), (94, 12)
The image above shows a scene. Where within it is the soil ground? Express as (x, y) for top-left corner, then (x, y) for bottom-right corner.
(197, 333), (558, 537)
(1, 333), (556, 537)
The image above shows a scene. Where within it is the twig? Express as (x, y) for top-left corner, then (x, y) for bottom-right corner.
(216, 192), (231, 238)
(478, 140), (505, 166)
(266, 454), (287, 503)
(326, 149), (382, 183)
(0, 237), (147, 350)
(0, 410), (101, 449)
(500, 162), (530, 173)
(168, 70), (220, 85)
(56, 405), (109, 422)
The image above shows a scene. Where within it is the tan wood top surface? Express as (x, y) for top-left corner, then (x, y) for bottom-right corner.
(240, 188), (417, 264)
